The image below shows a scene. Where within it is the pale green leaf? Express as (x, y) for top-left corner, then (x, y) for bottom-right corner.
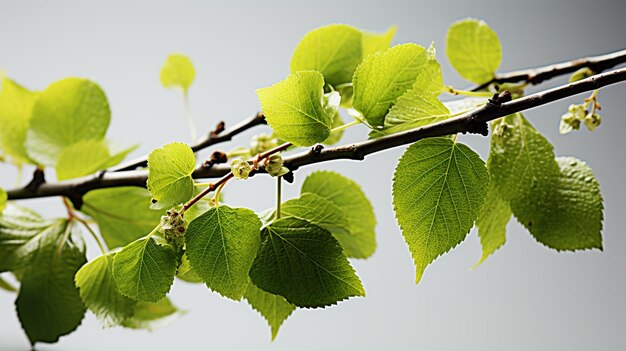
(0, 76), (39, 163)
(444, 97), (488, 115)
(185, 206), (262, 300)
(446, 18), (501, 84)
(56, 140), (137, 180)
(160, 54), (195, 92)
(81, 187), (162, 249)
(488, 115), (603, 250)
(516, 157), (604, 250)
(121, 298), (185, 331)
(352, 43), (428, 127)
(322, 112), (344, 145)
(15, 220), (87, 345)
(362, 26), (397, 59)
(25, 78), (110, 166)
(75, 253), (136, 327)
(249, 217), (364, 308)
(301, 171), (377, 258)
(370, 93), (449, 137)
(245, 282), (296, 340)
(112, 236), (177, 302)
(0, 205), (67, 272)
(393, 138), (489, 283)
(257, 71), (333, 147)
(474, 184), (511, 266)
(147, 142), (196, 210)
(290, 24), (362, 87)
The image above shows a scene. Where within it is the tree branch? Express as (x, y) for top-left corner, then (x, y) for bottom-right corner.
(471, 48), (626, 91)
(108, 112), (266, 172)
(6, 67), (626, 202)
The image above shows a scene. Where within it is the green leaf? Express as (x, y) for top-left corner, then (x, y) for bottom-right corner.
(15, 220), (87, 345)
(370, 93), (449, 137)
(487, 115), (603, 251)
(516, 157), (604, 250)
(112, 236), (177, 302)
(147, 142), (196, 210)
(185, 206), (262, 300)
(0, 187), (6, 213)
(352, 43), (428, 127)
(0, 205), (67, 272)
(257, 71), (334, 147)
(56, 140), (137, 180)
(393, 137), (489, 283)
(121, 298), (184, 331)
(474, 184), (511, 266)
(322, 112), (344, 145)
(290, 24), (363, 87)
(160, 54), (195, 92)
(444, 97), (488, 115)
(176, 253), (203, 283)
(276, 193), (357, 255)
(245, 282), (296, 340)
(301, 171), (377, 259)
(0, 76), (39, 163)
(446, 18), (501, 84)
(249, 217), (364, 308)
(25, 78), (111, 166)
(361, 26), (397, 59)
(81, 187), (162, 249)
(75, 253), (136, 327)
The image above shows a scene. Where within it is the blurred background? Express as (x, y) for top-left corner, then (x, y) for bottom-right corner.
(1, 0), (625, 350)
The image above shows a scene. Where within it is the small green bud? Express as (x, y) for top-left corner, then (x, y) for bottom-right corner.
(159, 209), (187, 247)
(569, 67), (594, 83)
(584, 113), (601, 131)
(559, 112), (581, 134)
(250, 133), (278, 155)
(231, 158), (251, 180)
(263, 154), (289, 177)
(567, 104), (586, 120)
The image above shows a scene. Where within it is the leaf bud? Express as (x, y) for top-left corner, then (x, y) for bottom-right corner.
(231, 158), (251, 180)
(322, 91), (341, 117)
(569, 67), (594, 83)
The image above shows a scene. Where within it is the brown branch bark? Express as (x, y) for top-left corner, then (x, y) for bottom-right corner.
(6, 67), (626, 203)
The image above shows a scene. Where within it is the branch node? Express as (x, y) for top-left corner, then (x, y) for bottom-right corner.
(67, 192), (84, 211)
(283, 170), (294, 183)
(209, 121), (226, 138)
(25, 169), (46, 192)
(311, 144), (324, 155)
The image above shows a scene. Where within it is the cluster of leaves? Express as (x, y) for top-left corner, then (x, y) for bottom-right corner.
(0, 18), (606, 346)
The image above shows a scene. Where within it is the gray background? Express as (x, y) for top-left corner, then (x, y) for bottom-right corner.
(1, 0), (625, 350)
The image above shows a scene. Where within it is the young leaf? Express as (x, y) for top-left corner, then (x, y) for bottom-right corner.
(301, 171), (377, 258)
(15, 220), (87, 345)
(352, 43), (428, 127)
(446, 18), (501, 84)
(245, 282), (296, 340)
(0, 76), (39, 163)
(81, 187), (162, 249)
(121, 298), (185, 331)
(474, 184), (511, 266)
(185, 206), (262, 300)
(0, 188), (6, 213)
(290, 24), (362, 87)
(393, 138), (489, 284)
(256, 71), (334, 147)
(147, 142), (196, 209)
(249, 217), (364, 308)
(25, 78), (111, 166)
(361, 26), (397, 59)
(0, 205), (67, 272)
(488, 115), (603, 250)
(75, 253), (136, 327)
(160, 54), (195, 92)
(515, 157), (604, 250)
(112, 236), (177, 302)
(56, 140), (137, 180)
